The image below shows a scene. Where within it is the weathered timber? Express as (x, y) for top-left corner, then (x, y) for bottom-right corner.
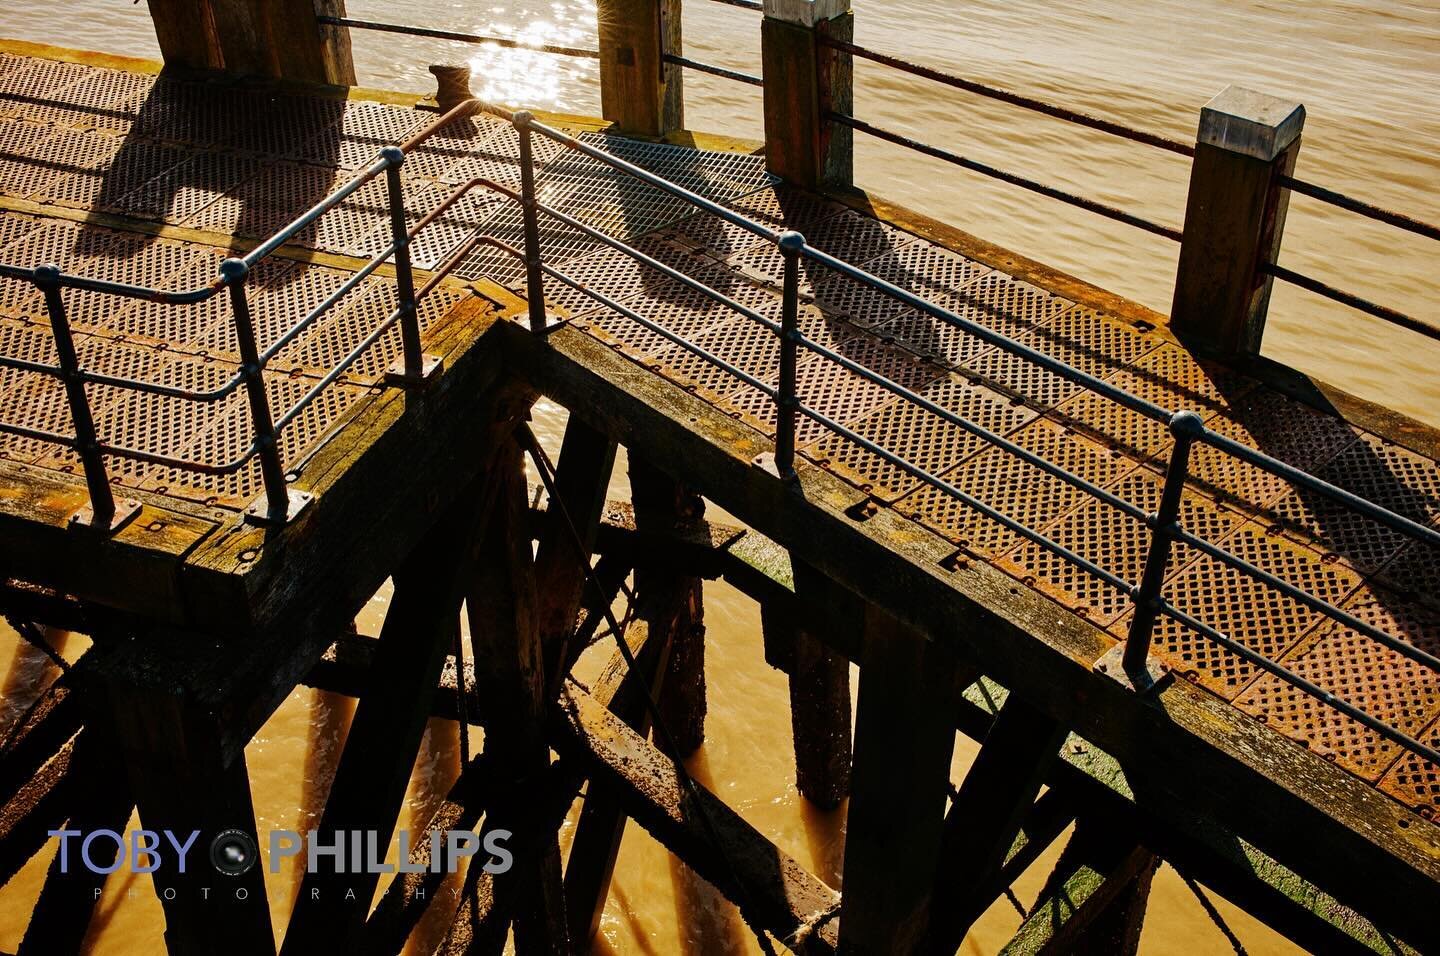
(999, 823), (1156, 956)
(838, 605), (967, 951)
(562, 591), (674, 948)
(552, 680), (841, 952)
(958, 678), (1417, 956)
(928, 696), (1069, 950)
(144, 0), (222, 70)
(465, 438), (569, 953)
(595, 0), (683, 136)
(1170, 86), (1303, 357)
(0, 735), (80, 889)
(17, 727), (133, 956)
(532, 418), (618, 687)
(155, 0), (355, 83)
(282, 453), (509, 954)
(499, 320), (1440, 949)
(760, 560), (852, 809)
(105, 685), (274, 956)
(0, 666), (84, 810)
(760, 1), (853, 189)
(629, 456), (707, 754)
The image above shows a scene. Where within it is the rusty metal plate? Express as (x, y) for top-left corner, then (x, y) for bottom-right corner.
(720, 331), (945, 446)
(223, 91), (347, 158)
(895, 418), (1138, 559)
(11, 65), (154, 133)
(1378, 720), (1440, 812)
(44, 138), (191, 214)
(455, 201), (605, 286)
(127, 78), (254, 149)
(123, 150), (270, 224)
(623, 301), (784, 402)
(1186, 388), (1360, 514)
(725, 210), (912, 290)
(0, 316), (67, 463)
(0, 57), (93, 120)
(1378, 537), (1440, 609)
(658, 186), (843, 261)
(435, 117), (563, 185)
(18, 126), (126, 206)
(1128, 343), (1254, 414)
(98, 252), (230, 351)
(1003, 468), (1245, 627)
(574, 132), (774, 201)
(296, 100), (427, 170)
(1128, 521), (1364, 699)
(194, 260), (349, 363)
(944, 273), (1073, 340)
(56, 234), (201, 334)
(1235, 588), (1440, 782)
(864, 241), (993, 305)
(142, 372), (370, 507)
(802, 372), (1035, 502)
(289, 280), (464, 386)
(1266, 432), (1440, 573)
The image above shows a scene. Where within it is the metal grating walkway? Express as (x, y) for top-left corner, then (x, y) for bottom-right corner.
(1, 51), (1439, 815)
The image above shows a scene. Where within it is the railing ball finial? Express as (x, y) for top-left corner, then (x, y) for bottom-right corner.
(219, 257), (249, 284)
(1168, 409), (1205, 438)
(380, 145), (406, 168)
(512, 109), (534, 130)
(33, 263), (60, 286)
(777, 230), (806, 254)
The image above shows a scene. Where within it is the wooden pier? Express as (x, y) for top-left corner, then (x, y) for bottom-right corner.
(1, 1), (1438, 953)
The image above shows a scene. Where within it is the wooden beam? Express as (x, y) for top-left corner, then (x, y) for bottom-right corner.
(838, 606), (966, 951)
(553, 680), (841, 952)
(999, 823), (1155, 956)
(466, 438), (569, 952)
(629, 456), (706, 755)
(282, 455), (506, 953)
(501, 320), (1440, 948)
(105, 686), (275, 956)
(928, 696), (1068, 950)
(532, 418), (618, 688)
(144, 0), (222, 70)
(595, 0), (683, 137)
(562, 594), (673, 948)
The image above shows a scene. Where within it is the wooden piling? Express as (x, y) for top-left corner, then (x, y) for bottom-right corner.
(928, 695), (1068, 950)
(630, 457), (707, 755)
(837, 606), (965, 951)
(1170, 86), (1304, 356)
(595, 0), (684, 137)
(145, 0), (356, 84)
(760, 0), (853, 190)
(467, 437), (570, 952)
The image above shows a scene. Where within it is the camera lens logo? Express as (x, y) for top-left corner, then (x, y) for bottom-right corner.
(209, 829), (258, 877)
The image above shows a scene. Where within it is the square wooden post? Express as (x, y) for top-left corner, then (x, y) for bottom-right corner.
(760, 0), (853, 190)
(596, 0), (685, 137)
(1170, 86), (1305, 357)
(145, 0), (356, 84)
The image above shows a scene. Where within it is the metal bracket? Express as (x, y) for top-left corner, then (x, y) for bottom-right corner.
(69, 498), (142, 534)
(752, 451), (782, 478)
(243, 488), (314, 526)
(383, 353), (445, 389)
(1093, 642), (1169, 695)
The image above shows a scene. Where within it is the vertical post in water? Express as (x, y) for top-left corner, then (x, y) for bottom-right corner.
(35, 265), (120, 529)
(595, 0), (684, 137)
(1123, 410), (1204, 673)
(147, 0), (356, 83)
(1170, 86), (1304, 357)
(223, 258), (302, 525)
(381, 147), (442, 386)
(514, 112), (549, 334)
(775, 231), (804, 479)
(760, 0), (853, 190)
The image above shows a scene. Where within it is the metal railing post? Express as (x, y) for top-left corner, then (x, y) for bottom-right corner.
(222, 258), (301, 525)
(35, 264), (126, 530)
(514, 111), (549, 334)
(775, 231), (804, 480)
(1124, 410), (1204, 672)
(381, 147), (442, 386)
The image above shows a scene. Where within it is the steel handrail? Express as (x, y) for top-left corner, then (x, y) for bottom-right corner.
(0, 98), (483, 523)
(494, 106), (1440, 769)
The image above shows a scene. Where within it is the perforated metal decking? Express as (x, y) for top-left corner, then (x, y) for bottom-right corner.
(2, 51), (1439, 815)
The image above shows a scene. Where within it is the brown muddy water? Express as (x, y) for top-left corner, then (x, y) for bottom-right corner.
(3, 0), (1438, 951)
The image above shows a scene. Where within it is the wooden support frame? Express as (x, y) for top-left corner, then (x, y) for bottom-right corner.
(928, 696), (1068, 950)
(837, 605), (966, 951)
(629, 456), (707, 755)
(465, 437), (570, 952)
(595, 0), (684, 137)
(144, 0), (356, 84)
(281, 456), (506, 954)
(532, 418), (619, 687)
